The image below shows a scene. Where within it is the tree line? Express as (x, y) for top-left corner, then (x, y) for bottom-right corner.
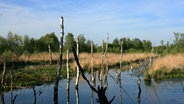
(0, 31), (183, 57)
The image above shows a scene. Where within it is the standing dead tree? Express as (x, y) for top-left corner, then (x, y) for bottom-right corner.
(72, 47), (115, 104)
(66, 50), (70, 104)
(48, 44), (53, 65)
(75, 37), (80, 89)
(120, 41), (123, 70)
(91, 41), (95, 82)
(54, 16), (64, 104)
(1, 62), (6, 87)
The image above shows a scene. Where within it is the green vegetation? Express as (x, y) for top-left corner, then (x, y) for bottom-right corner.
(0, 65), (76, 90)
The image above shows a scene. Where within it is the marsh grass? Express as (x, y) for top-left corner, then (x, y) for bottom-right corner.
(148, 54), (184, 79)
(0, 52), (155, 90)
(0, 65), (76, 90)
(70, 52), (156, 70)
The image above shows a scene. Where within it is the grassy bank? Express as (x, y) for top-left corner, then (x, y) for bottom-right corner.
(0, 65), (76, 90)
(0, 52), (156, 90)
(148, 54), (184, 80)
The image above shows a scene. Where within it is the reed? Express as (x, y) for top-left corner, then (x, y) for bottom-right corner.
(19, 52), (60, 62)
(70, 52), (156, 70)
(148, 54), (184, 79)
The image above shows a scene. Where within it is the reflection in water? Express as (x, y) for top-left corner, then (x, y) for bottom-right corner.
(104, 63), (108, 97)
(144, 80), (160, 104)
(1, 93), (5, 104)
(90, 72), (96, 104)
(137, 76), (141, 104)
(53, 78), (59, 104)
(66, 78), (70, 104)
(75, 88), (80, 104)
(116, 71), (122, 104)
(32, 87), (37, 104)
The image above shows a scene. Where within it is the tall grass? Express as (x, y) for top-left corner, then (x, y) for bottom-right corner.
(71, 52), (156, 70)
(1, 52), (156, 70)
(148, 54), (184, 79)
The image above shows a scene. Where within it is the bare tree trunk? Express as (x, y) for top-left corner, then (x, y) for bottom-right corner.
(100, 40), (105, 87)
(48, 44), (52, 65)
(120, 41), (123, 70)
(1, 62), (6, 86)
(54, 16), (64, 104)
(66, 50), (70, 104)
(91, 41), (95, 82)
(105, 34), (109, 97)
(75, 37), (79, 89)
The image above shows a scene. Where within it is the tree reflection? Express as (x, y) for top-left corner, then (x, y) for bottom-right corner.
(137, 76), (141, 104)
(116, 71), (122, 104)
(1, 92), (5, 104)
(32, 87), (37, 104)
(75, 88), (80, 104)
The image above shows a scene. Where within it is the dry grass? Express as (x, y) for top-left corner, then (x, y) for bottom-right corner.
(70, 52), (156, 70)
(149, 54), (184, 74)
(19, 52), (60, 62)
(1, 52), (156, 70)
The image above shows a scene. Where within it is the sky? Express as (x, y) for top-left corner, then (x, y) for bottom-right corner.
(0, 0), (184, 45)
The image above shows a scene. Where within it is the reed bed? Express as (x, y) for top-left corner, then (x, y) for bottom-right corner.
(70, 52), (156, 70)
(148, 54), (184, 79)
(19, 52), (60, 62)
(149, 54), (184, 73)
(1, 52), (156, 70)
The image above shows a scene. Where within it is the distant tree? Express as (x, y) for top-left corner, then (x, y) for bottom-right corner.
(142, 40), (152, 52)
(173, 32), (184, 52)
(160, 40), (164, 46)
(132, 38), (143, 50)
(6, 32), (23, 55)
(78, 34), (88, 52)
(38, 32), (59, 52)
(112, 38), (119, 47)
(23, 35), (32, 53)
(64, 32), (76, 52)
(0, 36), (7, 54)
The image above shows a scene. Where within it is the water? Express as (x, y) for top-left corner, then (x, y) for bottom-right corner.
(1, 67), (184, 104)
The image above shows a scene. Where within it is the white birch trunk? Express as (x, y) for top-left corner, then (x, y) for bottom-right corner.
(75, 37), (79, 89)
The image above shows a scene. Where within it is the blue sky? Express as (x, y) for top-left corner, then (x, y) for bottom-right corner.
(0, 0), (184, 45)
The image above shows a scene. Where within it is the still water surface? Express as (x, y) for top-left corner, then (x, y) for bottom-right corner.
(1, 67), (184, 104)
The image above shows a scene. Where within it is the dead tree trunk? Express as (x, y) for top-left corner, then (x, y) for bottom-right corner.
(54, 16), (64, 104)
(48, 44), (52, 65)
(66, 50), (70, 104)
(100, 40), (105, 87)
(91, 41), (95, 82)
(1, 62), (6, 86)
(105, 34), (109, 97)
(120, 41), (123, 70)
(75, 37), (80, 89)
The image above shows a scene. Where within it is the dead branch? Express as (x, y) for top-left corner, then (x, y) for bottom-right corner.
(72, 47), (115, 104)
